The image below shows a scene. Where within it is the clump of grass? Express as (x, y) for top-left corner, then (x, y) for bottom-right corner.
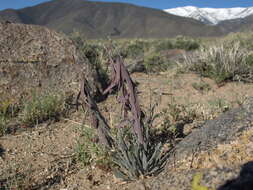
(207, 98), (230, 113)
(181, 41), (253, 84)
(75, 126), (111, 167)
(19, 91), (67, 126)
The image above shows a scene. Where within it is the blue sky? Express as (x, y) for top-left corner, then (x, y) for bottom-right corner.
(1, 0), (253, 10)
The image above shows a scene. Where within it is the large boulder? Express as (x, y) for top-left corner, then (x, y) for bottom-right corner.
(0, 22), (102, 102)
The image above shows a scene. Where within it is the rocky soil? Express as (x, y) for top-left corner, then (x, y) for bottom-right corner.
(0, 23), (252, 190)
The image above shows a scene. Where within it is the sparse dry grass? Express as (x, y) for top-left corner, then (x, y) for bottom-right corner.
(179, 41), (253, 83)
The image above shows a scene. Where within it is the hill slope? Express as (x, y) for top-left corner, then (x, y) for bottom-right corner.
(218, 14), (253, 33)
(0, 0), (225, 38)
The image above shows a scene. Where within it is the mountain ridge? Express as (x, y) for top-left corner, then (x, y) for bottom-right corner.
(164, 6), (253, 25)
(0, 0), (225, 38)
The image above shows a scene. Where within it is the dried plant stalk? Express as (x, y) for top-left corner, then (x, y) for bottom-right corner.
(77, 76), (113, 148)
(103, 56), (144, 144)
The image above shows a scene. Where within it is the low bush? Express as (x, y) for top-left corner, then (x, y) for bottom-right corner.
(155, 39), (174, 52)
(121, 40), (146, 58)
(173, 36), (200, 51)
(19, 91), (67, 126)
(75, 126), (111, 167)
(144, 52), (170, 72)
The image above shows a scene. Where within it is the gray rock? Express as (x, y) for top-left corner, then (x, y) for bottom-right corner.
(171, 97), (253, 161)
(0, 22), (102, 101)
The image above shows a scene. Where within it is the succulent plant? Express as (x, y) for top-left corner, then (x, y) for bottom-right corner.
(77, 50), (172, 181)
(112, 124), (171, 181)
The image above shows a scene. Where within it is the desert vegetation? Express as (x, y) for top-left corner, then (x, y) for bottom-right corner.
(0, 90), (70, 136)
(179, 41), (253, 84)
(70, 32), (201, 74)
(70, 33), (253, 181)
(2, 32), (253, 189)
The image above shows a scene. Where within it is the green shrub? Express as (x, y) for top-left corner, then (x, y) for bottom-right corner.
(246, 54), (253, 67)
(144, 53), (169, 72)
(155, 39), (174, 52)
(121, 40), (146, 58)
(173, 36), (199, 51)
(19, 91), (67, 126)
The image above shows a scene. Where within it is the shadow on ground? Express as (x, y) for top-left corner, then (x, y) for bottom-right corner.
(218, 161), (253, 190)
(0, 144), (4, 157)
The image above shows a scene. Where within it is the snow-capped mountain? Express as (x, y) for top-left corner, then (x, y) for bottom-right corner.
(164, 6), (253, 25)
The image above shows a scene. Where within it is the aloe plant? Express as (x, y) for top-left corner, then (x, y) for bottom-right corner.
(77, 51), (172, 181)
(112, 119), (171, 181)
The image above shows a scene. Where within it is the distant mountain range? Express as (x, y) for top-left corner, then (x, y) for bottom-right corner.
(164, 6), (253, 25)
(0, 0), (252, 39)
(0, 0), (226, 38)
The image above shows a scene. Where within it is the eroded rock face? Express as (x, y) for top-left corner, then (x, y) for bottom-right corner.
(0, 22), (101, 101)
